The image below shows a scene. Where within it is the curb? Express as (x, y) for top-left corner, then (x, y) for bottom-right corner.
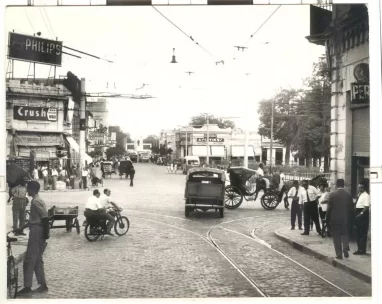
(274, 229), (371, 284)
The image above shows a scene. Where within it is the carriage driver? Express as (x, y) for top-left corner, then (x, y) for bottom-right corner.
(253, 163), (266, 201)
(84, 189), (115, 236)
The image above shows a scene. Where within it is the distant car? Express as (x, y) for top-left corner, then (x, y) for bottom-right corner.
(140, 154), (150, 163)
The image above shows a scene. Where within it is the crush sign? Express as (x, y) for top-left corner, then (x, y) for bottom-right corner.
(13, 106), (57, 121)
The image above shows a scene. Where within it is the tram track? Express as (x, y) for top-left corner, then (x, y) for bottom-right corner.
(128, 210), (355, 297)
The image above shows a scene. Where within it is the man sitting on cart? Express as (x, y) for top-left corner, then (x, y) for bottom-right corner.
(84, 189), (115, 236)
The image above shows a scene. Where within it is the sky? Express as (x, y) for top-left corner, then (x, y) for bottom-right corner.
(5, 4), (325, 139)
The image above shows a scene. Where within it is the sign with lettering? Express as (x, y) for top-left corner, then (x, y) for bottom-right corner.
(88, 132), (105, 141)
(197, 138), (224, 143)
(8, 32), (63, 66)
(351, 83), (369, 104)
(13, 106), (57, 121)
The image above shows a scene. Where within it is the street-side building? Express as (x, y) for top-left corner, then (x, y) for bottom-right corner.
(86, 98), (109, 156)
(6, 79), (70, 172)
(307, 4), (369, 195)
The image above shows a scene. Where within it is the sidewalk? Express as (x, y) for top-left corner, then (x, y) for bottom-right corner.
(274, 227), (371, 283)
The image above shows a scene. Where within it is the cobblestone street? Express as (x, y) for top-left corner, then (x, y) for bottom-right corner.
(8, 163), (371, 298)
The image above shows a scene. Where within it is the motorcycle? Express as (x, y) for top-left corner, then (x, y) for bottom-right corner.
(84, 202), (130, 242)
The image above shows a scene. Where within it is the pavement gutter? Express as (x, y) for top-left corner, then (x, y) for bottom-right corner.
(274, 228), (371, 284)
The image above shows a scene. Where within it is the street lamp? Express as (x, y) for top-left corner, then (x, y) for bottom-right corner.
(170, 48), (177, 64)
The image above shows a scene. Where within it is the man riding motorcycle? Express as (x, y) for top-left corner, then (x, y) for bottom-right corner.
(84, 189), (115, 236)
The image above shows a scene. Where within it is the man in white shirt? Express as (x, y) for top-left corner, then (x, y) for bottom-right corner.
(41, 166), (49, 190)
(51, 167), (58, 190)
(354, 181), (370, 255)
(84, 189), (115, 235)
(287, 180), (303, 230)
(82, 167), (89, 190)
(300, 180), (322, 236)
(256, 163), (264, 177)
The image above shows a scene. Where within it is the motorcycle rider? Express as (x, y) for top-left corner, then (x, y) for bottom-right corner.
(84, 189), (115, 236)
(100, 188), (117, 217)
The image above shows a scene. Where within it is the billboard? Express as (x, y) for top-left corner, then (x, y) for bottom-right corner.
(13, 106), (57, 121)
(8, 32), (63, 66)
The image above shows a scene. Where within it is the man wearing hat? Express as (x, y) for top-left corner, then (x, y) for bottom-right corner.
(14, 181), (49, 295)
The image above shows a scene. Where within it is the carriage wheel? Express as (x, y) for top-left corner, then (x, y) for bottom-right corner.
(75, 218), (80, 234)
(224, 186), (243, 209)
(261, 191), (279, 210)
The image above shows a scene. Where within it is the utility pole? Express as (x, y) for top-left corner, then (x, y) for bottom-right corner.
(206, 115), (210, 166)
(270, 98), (274, 174)
(244, 107), (249, 168)
(185, 127), (188, 157)
(79, 78), (86, 171)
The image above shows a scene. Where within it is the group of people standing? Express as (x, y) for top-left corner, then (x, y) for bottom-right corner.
(287, 178), (370, 259)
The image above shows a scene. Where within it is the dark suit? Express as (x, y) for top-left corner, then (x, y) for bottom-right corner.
(326, 189), (354, 257)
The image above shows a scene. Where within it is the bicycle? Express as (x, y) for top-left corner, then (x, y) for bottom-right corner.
(7, 231), (19, 299)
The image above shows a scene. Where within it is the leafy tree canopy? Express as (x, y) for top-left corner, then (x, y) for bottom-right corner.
(189, 114), (235, 129)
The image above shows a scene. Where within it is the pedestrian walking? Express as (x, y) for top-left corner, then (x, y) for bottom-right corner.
(82, 167), (89, 190)
(353, 181), (370, 255)
(33, 166), (39, 181)
(125, 157), (135, 187)
(326, 179), (353, 259)
(51, 166), (58, 190)
(41, 165), (49, 190)
(287, 180), (303, 230)
(14, 181), (49, 295)
(11, 179), (28, 236)
(300, 180), (322, 235)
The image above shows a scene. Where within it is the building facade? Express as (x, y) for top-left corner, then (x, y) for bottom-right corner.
(86, 98), (109, 156)
(6, 79), (71, 172)
(307, 4), (369, 195)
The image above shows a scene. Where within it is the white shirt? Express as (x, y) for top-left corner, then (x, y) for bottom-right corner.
(257, 167), (264, 177)
(99, 194), (112, 208)
(82, 169), (89, 177)
(356, 192), (370, 208)
(33, 169), (39, 179)
(86, 196), (102, 210)
(51, 169), (58, 177)
(300, 185), (321, 203)
(42, 167), (48, 177)
(318, 190), (329, 211)
(287, 186), (303, 205)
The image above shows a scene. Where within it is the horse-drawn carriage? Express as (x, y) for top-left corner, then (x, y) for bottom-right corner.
(224, 166), (327, 211)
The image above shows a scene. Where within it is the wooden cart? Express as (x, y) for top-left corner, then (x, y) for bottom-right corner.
(48, 206), (80, 234)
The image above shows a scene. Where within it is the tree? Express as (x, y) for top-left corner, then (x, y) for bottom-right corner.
(258, 89), (301, 166)
(159, 144), (166, 156)
(257, 59), (331, 170)
(106, 144), (126, 160)
(88, 150), (102, 159)
(126, 133), (134, 143)
(189, 114), (235, 129)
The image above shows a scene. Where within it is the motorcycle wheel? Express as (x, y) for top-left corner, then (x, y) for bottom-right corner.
(114, 216), (130, 236)
(84, 223), (100, 242)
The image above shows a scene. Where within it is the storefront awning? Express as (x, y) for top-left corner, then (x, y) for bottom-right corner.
(211, 146), (225, 157)
(231, 146), (255, 157)
(66, 136), (79, 153)
(65, 136), (92, 163)
(192, 146), (208, 157)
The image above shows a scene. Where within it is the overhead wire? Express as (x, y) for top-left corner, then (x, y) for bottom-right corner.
(39, 8), (54, 39)
(43, 7), (56, 38)
(24, 10), (35, 33)
(152, 6), (214, 58)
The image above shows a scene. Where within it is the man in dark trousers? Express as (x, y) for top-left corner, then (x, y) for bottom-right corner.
(326, 179), (353, 259)
(287, 180), (303, 230)
(11, 179), (28, 236)
(353, 181), (370, 255)
(300, 180), (322, 235)
(14, 181), (49, 295)
(125, 157), (135, 187)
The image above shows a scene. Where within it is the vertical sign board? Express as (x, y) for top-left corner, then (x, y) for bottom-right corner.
(8, 32), (63, 66)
